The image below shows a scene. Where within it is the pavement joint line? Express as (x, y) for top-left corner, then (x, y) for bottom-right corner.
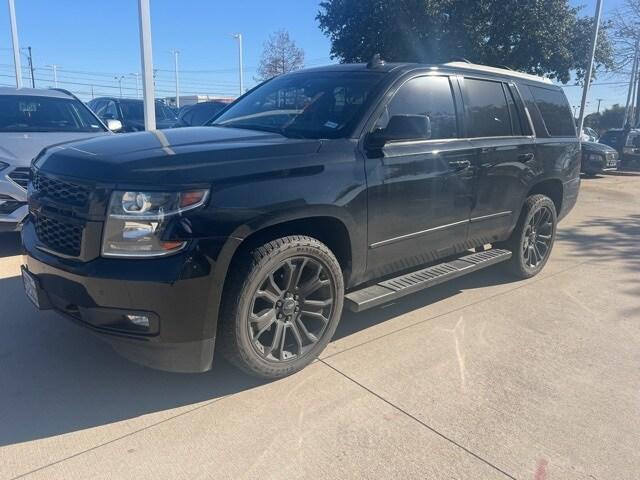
(9, 394), (232, 480)
(319, 359), (517, 480)
(322, 258), (591, 362)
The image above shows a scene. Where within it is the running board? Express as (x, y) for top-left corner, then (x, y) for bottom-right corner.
(344, 249), (512, 312)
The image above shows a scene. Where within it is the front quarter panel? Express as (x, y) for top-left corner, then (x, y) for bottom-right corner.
(186, 138), (367, 290)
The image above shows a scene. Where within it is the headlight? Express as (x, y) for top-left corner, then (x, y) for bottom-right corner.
(588, 154), (603, 162)
(102, 189), (209, 258)
(0, 161), (9, 172)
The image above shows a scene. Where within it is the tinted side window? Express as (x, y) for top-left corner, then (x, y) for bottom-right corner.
(103, 101), (119, 120)
(464, 78), (511, 137)
(377, 76), (458, 140)
(529, 86), (575, 137)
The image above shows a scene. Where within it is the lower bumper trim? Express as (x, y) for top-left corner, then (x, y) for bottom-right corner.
(107, 336), (215, 373)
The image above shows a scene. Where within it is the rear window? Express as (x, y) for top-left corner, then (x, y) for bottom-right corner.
(464, 78), (512, 137)
(529, 86), (575, 137)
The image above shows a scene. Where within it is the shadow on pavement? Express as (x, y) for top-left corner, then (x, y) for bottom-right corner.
(556, 213), (640, 267)
(0, 232), (22, 258)
(0, 260), (515, 448)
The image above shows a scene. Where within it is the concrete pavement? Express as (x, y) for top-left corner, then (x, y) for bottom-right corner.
(1, 174), (639, 479)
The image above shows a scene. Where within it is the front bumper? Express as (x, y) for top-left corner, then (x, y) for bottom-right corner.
(0, 169), (29, 231)
(22, 220), (221, 373)
(581, 154), (619, 174)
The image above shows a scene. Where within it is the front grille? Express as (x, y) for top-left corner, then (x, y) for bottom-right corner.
(32, 171), (91, 206)
(8, 167), (31, 190)
(35, 214), (83, 256)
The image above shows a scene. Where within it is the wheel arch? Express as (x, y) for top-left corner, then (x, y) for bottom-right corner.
(526, 178), (563, 215)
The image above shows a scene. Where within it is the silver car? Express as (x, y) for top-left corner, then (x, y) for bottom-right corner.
(0, 88), (121, 232)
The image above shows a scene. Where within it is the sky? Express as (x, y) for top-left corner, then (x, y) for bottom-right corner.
(0, 0), (631, 114)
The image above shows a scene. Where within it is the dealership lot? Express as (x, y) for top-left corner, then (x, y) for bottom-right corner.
(1, 174), (639, 480)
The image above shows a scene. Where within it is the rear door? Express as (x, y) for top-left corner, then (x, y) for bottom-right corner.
(460, 76), (535, 245)
(364, 74), (476, 278)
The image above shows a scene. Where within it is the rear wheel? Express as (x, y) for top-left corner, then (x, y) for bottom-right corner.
(219, 235), (344, 379)
(501, 194), (557, 279)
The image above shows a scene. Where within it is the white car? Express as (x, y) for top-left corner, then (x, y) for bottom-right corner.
(0, 87), (121, 232)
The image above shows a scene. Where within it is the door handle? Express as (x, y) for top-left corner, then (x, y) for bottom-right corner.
(518, 153), (535, 162)
(448, 160), (471, 170)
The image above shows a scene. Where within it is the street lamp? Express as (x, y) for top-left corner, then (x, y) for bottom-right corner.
(46, 64), (59, 87)
(231, 33), (244, 96)
(170, 49), (180, 108)
(8, 0), (22, 88)
(115, 75), (125, 98)
(129, 73), (141, 98)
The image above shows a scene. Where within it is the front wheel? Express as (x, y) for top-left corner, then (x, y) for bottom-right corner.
(219, 236), (344, 379)
(501, 194), (557, 279)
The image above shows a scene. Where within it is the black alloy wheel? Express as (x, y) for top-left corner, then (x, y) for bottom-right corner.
(248, 256), (335, 362)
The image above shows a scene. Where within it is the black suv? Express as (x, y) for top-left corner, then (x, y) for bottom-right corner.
(22, 61), (580, 379)
(87, 97), (178, 132)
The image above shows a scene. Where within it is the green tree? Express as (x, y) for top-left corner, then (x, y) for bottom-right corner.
(317, 0), (614, 83)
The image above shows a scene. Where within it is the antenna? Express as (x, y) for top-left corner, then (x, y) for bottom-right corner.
(367, 54), (386, 69)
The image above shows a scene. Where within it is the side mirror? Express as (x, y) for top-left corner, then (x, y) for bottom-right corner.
(106, 119), (123, 132)
(367, 114), (432, 149)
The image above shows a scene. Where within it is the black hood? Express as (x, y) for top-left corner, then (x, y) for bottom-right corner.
(35, 127), (322, 185)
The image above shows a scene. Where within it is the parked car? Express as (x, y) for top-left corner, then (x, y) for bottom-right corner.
(173, 101), (232, 127)
(87, 97), (178, 131)
(0, 87), (117, 232)
(581, 141), (619, 176)
(22, 60), (580, 379)
(599, 128), (640, 170)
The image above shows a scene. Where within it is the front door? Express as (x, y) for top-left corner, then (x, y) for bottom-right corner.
(364, 75), (476, 279)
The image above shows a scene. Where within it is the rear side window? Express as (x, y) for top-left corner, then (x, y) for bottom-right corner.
(529, 86), (575, 137)
(463, 78), (512, 137)
(376, 75), (459, 140)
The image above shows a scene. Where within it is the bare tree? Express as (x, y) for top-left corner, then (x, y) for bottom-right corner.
(612, 0), (640, 71)
(256, 30), (305, 81)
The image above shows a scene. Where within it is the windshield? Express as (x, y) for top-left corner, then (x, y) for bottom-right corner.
(211, 71), (386, 139)
(120, 101), (177, 122)
(0, 95), (105, 133)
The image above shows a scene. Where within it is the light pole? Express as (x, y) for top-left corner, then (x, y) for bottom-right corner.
(26, 46), (34, 87)
(130, 73), (141, 98)
(138, 0), (156, 130)
(8, 0), (22, 88)
(232, 33), (244, 96)
(596, 98), (604, 114)
(115, 75), (125, 98)
(47, 64), (59, 87)
(170, 49), (180, 108)
(577, 0), (604, 138)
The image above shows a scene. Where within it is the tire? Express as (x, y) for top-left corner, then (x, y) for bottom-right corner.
(219, 235), (344, 379)
(500, 194), (557, 279)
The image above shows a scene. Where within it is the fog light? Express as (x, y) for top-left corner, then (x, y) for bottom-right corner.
(125, 314), (150, 328)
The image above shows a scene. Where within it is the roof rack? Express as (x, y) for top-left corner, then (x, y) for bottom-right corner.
(442, 61), (553, 84)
